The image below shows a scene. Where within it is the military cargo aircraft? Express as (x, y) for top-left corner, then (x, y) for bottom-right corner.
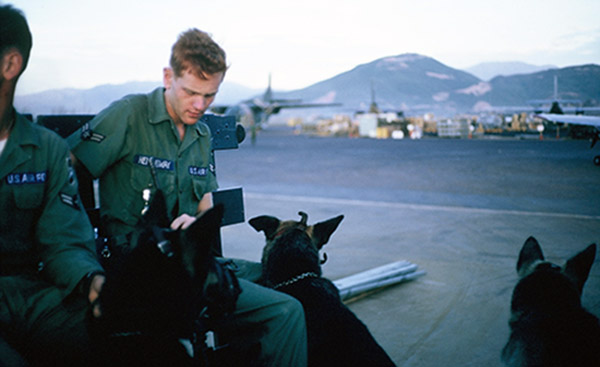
(537, 103), (600, 166)
(210, 74), (341, 144)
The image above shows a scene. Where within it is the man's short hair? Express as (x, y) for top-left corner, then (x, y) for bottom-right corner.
(170, 28), (227, 79)
(0, 4), (32, 72)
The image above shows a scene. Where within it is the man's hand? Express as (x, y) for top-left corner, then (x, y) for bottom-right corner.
(171, 213), (197, 230)
(89, 274), (105, 318)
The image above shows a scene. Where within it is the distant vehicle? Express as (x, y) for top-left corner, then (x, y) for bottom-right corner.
(211, 74), (341, 144)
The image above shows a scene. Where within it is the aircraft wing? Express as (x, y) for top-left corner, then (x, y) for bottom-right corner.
(210, 101), (341, 115)
(537, 113), (600, 128)
(274, 102), (342, 110)
(538, 113), (600, 154)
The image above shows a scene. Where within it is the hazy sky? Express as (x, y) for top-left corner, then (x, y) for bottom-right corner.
(8, 0), (600, 95)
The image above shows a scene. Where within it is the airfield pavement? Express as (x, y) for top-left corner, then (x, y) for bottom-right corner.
(215, 126), (600, 367)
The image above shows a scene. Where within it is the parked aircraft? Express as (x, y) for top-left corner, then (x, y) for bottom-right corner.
(210, 75), (341, 144)
(498, 75), (600, 164)
(537, 109), (600, 166)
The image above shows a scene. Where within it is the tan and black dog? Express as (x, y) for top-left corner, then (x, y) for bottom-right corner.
(502, 236), (600, 367)
(249, 212), (396, 367)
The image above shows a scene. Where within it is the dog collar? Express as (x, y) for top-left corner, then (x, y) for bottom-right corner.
(273, 272), (319, 290)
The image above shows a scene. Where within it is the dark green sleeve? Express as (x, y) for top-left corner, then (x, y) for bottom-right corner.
(68, 99), (132, 178)
(36, 135), (103, 294)
(182, 124), (219, 216)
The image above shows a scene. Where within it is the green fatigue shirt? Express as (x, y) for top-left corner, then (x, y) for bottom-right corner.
(0, 112), (102, 293)
(68, 87), (218, 238)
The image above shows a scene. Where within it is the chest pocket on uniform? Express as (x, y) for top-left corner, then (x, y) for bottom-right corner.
(192, 178), (208, 201)
(130, 164), (153, 192)
(130, 164), (176, 197)
(126, 155), (176, 223)
(12, 183), (45, 210)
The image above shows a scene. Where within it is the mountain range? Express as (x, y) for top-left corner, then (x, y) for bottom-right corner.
(465, 61), (557, 81)
(14, 54), (600, 117)
(277, 54), (600, 116)
(14, 80), (262, 116)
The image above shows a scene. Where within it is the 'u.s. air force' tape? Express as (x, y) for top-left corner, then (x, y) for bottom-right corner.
(80, 123), (105, 143)
(59, 192), (80, 210)
(5, 171), (47, 185)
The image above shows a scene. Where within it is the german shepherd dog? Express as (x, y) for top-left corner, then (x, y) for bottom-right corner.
(88, 191), (246, 367)
(502, 236), (600, 367)
(249, 212), (396, 367)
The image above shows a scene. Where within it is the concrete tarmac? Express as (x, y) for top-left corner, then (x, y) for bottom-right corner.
(215, 127), (600, 367)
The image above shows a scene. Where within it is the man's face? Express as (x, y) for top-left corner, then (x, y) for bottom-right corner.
(163, 67), (223, 125)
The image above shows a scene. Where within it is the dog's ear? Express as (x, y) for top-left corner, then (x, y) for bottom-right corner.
(517, 236), (545, 277)
(312, 215), (344, 249)
(181, 204), (224, 278)
(563, 243), (596, 294)
(249, 215), (281, 240)
(142, 189), (170, 227)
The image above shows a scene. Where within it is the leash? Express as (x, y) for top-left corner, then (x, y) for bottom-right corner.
(141, 158), (161, 215)
(273, 272), (320, 290)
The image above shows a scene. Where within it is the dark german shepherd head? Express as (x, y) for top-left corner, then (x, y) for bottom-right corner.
(89, 191), (240, 367)
(250, 212), (396, 367)
(248, 211), (344, 288)
(502, 236), (599, 367)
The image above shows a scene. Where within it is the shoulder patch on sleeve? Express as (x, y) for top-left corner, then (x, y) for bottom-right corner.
(59, 192), (81, 210)
(81, 122), (105, 143)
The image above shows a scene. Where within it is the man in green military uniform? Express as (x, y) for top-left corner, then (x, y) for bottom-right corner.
(69, 29), (307, 366)
(0, 5), (105, 366)
(69, 85), (218, 240)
